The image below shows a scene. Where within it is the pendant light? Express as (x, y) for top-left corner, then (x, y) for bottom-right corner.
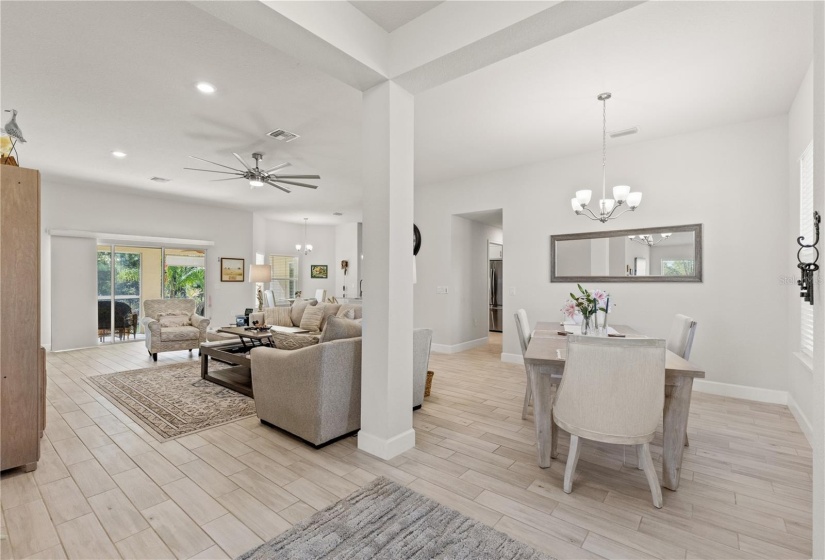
(571, 93), (642, 222)
(296, 218), (313, 255)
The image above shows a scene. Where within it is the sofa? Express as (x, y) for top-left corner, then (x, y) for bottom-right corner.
(250, 316), (433, 446)
(248, 299), (362, 345)
(141, 299), (209, 361)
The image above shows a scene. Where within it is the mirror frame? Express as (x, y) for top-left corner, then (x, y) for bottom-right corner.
(550, 223), (703, 283)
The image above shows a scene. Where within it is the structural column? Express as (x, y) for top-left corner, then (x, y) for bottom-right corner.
(358, 80), (416, 459)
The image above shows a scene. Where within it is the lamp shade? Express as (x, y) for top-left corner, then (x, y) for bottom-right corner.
(612, 185), (630, 202)
(599, 199), (615, 213)
(626, 192), (642, 208)
(249, 264), (271, 283)
(575, 190), (592, 206)
(570, 198), (583, 212)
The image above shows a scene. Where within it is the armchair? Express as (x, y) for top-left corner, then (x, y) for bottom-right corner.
(141, 299), (209, 361)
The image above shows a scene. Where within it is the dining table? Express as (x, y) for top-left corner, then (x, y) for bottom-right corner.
(524, 322), (705, 491)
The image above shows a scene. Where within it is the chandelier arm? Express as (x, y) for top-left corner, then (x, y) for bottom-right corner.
(605, 206), (637, 221)
(578, 207), (602, 221)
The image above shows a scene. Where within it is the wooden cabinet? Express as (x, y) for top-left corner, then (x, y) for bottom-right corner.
(1, 165), (43, 472)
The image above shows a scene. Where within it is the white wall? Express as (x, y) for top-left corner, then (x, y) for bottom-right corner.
(787, 62), (814, 440)
(50, 237), (98, 351)
(415, 115), (789, 392)
(264, 220), (336, 298)
(41, 182), (255, 348)
(334, 222), (360, 299)
(447, 216), (502, 347)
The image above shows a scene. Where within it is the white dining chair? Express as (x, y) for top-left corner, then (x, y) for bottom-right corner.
(263, 289), (276, 308)
(667, 314), (697, 447)
(667, 314), (698, 360)
(514, 309), (533, 419)
(315, 289), (327, 303)
(553, 335), (667, 508)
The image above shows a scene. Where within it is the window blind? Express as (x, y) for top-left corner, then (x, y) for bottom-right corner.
(269, 255), (298, 299)
(800, 142), (814, 357)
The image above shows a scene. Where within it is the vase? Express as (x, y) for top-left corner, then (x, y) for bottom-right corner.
(580, 315), (593, 335)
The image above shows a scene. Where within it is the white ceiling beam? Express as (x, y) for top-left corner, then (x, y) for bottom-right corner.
(391, 1), (645, 94)
(190, 0), (390, 91)
(192, 0), (643, 95)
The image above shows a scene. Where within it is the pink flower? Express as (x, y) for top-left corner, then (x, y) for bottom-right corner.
(561, 301), (578, 318)
(592, 290), (608, 304)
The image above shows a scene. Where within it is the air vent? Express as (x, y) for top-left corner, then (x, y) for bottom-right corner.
(609, 127), (639, 139)
(333, 212), (343, 216)
(150, 177), (171, 183)
(267, 129), (300, 142)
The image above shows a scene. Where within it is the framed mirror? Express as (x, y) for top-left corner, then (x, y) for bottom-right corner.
(550, 224), (702, 283)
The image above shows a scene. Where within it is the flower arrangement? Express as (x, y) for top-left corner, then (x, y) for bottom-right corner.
(562, 285), (611, 334)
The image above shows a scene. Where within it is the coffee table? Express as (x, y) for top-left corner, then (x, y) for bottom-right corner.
(199, 327), (278, 397)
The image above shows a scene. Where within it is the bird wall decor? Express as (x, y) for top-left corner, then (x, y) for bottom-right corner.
(2, 109), (26, 165)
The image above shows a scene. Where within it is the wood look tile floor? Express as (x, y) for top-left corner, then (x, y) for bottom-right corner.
(0, 334), (813, 559)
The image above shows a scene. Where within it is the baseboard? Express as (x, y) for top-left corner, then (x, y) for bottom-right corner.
(692, 379), (787, 405)
(430, 337), (488, 354)
(787, 392), (814, 446)
(501, 352), (523, 364)
(357, 428), (415, 460)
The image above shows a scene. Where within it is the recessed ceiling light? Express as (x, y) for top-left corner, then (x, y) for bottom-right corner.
(111, 151), (126, 158)
(333, 212), (343, 216)
(196, 82), (216, 94)
(150, 177), (171, 183)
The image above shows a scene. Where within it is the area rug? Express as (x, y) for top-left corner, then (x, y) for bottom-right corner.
(237, 477), (555, 560)
(87, 362), (256, 440)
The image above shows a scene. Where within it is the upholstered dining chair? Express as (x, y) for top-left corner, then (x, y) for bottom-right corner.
(514, 309), (533, 419)
(553, 335), (667, 508)
(667, 314), (698, 447)
(667, 314), (698, 360)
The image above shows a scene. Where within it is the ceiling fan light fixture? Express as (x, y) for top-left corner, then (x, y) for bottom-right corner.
(249, 179), (264, 188)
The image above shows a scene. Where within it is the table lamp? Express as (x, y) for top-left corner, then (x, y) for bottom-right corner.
(249, 264), (271, 311)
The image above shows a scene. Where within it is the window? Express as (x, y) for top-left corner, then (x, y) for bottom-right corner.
(800, 142), (814, 357)
(269, 255), (299, 299)
(164, 249), (206, 315)
(661, 260), (695, 276)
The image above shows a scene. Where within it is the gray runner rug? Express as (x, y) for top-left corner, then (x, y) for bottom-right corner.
(237, 476), (555, 560)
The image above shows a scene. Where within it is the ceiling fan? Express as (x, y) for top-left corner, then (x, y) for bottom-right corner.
(185, 152), (320, 193)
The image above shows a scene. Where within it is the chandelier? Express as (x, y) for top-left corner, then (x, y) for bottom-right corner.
(296, 218), (313, 255)
(571, 93), (642, 222)
(629, 233), (671, 247)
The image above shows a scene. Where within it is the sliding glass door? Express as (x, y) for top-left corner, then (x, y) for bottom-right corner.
(97, 245), (205, 344)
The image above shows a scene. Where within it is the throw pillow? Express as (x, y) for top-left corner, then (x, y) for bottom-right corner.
(336, 304), (360, 319)
(264, 306), (292, 327)
(320, 304), (341, 330)
(158, 314), (190, 327)
(290, 299), (317, 327)
(299, 304), (325, 333)
(321, 316), (363, 342)
(272, 332), (320, 350)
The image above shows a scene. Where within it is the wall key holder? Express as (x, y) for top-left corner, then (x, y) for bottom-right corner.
(798, 210), (820, 305)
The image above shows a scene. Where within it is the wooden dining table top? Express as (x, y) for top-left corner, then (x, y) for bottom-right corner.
(525, 322), (705, 379)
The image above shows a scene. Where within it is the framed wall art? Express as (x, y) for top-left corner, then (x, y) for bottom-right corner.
(221, 258), (245, 282)
(310, 265), (328, 279)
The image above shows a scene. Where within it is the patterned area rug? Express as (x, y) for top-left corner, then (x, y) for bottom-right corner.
(238, 477), (555, 560)
(87, 362), (256, 440)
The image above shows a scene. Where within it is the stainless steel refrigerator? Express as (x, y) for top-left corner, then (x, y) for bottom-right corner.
(489, 259), (503, 332)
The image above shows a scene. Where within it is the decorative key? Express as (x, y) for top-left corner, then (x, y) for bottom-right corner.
(797, 211), (820, 306)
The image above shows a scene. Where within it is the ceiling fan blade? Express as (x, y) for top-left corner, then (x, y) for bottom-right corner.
(184, 168), (245, 175)
(273, 179), (319, 189)
(265, 181), (291, 193)
(272, 174), (321, 180)
(232, 152), (255, 172)
(188, 155), (244, 172)
(210, 177), (243, 182)
(264, 162), (291, 174)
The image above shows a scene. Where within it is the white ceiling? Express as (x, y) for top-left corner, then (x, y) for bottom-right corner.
(0, 1), (814, 224)
(349, 1), (443, 33)
(414, 1), (813, 184)
(0, 1), (363, 224)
